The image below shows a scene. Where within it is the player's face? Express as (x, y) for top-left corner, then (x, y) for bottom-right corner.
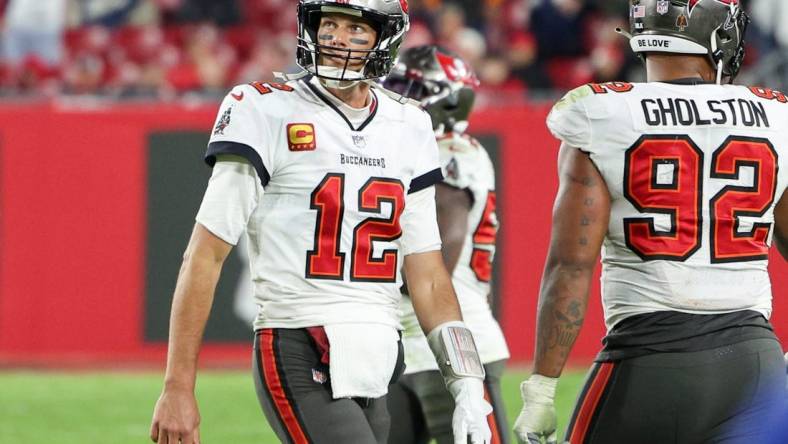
(317, 13), (378, 71)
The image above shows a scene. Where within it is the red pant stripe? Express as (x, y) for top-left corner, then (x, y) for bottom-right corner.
(259, 329), (310, 444)
(483, 385), (502, 444)
(568, 362), (615, 444)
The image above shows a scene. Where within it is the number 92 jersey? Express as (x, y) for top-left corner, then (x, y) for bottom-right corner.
(547, 82), (788, 331)
(205, 78), (443, 330)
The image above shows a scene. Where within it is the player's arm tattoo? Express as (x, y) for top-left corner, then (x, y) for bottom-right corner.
(533, 145), (610, 378)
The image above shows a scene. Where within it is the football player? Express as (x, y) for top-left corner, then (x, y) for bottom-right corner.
(382, 46), (511, 444)
(148, 1), (493, 444)
(514, 1), (788, 443)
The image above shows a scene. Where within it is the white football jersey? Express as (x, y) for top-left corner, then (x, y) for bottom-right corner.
(205, 78), (444, 330)
(400, 133), (510, 373)
(548, 81), (788, 330)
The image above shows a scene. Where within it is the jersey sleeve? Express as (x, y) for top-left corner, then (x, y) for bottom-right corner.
(546, 85), (594, 149)
(400, 186), (442, 256)
(408, 111), (444, 194)
(206, 84), (274, 187)
(195, 157), (261, 245)
(437, 135), (481, 190)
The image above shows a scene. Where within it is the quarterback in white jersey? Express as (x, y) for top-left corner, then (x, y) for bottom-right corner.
(515, 1), (788, 444)
(150, 2), (492, 444)
(383, 46), (510, 444)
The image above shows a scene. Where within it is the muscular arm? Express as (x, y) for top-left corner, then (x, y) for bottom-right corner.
(163, 223), (233, 387)
(151, 223), (233, 443)
(436, 183), (472, 273)
(775, 190), (788, 261)
(533, 144), (610, 378)
(404, 250), (463, 334)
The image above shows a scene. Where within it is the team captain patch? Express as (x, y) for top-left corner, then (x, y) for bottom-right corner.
(287, 123), (317, 151)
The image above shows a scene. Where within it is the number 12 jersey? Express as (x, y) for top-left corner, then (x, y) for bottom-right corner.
(202, 78), (444, 330)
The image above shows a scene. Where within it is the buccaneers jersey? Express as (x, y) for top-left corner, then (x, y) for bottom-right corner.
(203, 77), (443, 330)
(400, 133), (510, 372)
(548, 81), (788, 330)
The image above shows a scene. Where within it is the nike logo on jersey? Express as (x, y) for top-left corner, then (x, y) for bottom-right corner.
(231, 91), (244, 101)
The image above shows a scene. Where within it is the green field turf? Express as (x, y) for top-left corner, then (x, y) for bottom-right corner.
(0, 368), (587, 443)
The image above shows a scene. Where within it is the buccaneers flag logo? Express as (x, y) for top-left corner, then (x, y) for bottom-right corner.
(688, 0), (738, 16)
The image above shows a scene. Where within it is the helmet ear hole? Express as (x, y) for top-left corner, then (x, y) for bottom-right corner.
(718, 30), (732, 44)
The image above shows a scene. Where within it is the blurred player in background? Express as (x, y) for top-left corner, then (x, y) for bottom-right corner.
(383, 46), (511, 444)
(149, 1), (494, 443)
(514, 1), (788, 443)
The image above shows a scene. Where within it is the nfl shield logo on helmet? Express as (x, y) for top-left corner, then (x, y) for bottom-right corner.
(657, 0), (669, 15)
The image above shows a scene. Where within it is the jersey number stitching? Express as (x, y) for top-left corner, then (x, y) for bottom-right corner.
(623, 135), (778, 262)
(470, 191), (497, 282)
(307, 173), (405, 282)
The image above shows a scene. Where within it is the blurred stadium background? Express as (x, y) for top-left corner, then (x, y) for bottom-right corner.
(1, 0), (787, 443)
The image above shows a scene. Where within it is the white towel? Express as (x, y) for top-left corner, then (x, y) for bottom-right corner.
(324, 323), (400, 399)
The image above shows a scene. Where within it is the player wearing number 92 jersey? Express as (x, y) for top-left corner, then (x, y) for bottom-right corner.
(538, 80), (788, 443)
(513, 2), (788, 443)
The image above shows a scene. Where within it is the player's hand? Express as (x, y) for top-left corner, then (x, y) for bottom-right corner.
(447, 378), (493, 444)
(150, 386), (201, 444)
(513, 375), (558, 444)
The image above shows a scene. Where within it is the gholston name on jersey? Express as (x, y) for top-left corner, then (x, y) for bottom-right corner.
(641, 97), (770, 128)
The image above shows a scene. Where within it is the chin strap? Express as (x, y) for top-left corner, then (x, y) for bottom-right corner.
(369, 80), (420, 105)
(274, 70), (310, 83)
(709, 26), (725, 85)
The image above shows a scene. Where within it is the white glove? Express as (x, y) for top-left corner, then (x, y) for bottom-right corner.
(513, 375), (558, 444)
(447, 377), (493, 444)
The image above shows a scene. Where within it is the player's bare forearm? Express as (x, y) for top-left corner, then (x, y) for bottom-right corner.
(774, 191), (788, 261)
(404, 250), (463, 333)
(163, 223), (233, 389)
(533, 145), (610, 378)
(436, 183), (472, 273)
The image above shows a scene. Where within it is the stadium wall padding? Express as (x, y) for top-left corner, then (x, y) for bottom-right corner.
(0, 103), (786, 367)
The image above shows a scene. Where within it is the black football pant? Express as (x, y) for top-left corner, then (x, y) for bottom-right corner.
(564, 338), (788, 444)
(386, 360), (510, 444)
(253, 328), (403, 444)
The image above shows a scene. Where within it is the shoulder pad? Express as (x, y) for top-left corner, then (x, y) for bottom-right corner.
(552, 84), (595, 112)
(372, 82), (422, 107)
(746, 86), (788, 104)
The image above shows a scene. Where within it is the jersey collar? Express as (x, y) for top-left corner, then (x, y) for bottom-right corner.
(660, 77), (714, 85)
(302, 77), (379, 132)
